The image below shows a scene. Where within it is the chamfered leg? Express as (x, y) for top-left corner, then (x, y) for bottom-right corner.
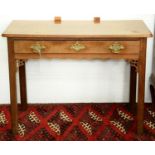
(8, 38), (18, 135)
(19, 60), (28, 110)
(137, 38), (147, 135)
(129, 64), (137, 114)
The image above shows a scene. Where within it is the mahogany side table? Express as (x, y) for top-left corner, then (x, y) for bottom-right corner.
(2, 18), (152, 135)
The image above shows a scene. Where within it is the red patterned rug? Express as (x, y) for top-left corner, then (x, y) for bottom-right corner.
(0, 103), (155, 141)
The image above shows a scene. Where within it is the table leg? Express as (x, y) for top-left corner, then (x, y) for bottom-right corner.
(8, 39), (18, 135)
(129, 65), (137, 114)
(150, 85), (155, 109)
(19, 61), (28, 110)
(150, 74), (155, 109)
(137, 38), (147, 135)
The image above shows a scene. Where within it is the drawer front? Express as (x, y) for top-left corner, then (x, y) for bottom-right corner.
(14, 41), (140, 54)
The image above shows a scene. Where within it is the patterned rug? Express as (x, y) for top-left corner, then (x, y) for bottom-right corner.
(0, 103), (155, 141)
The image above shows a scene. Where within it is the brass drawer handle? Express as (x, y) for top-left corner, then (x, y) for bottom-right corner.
(70, 41), (86, 52)
(109, 42), (125, 54)
(30, 43), (46, 55)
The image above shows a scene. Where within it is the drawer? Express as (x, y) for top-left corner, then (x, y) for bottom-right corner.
(14, 40), (140, 55)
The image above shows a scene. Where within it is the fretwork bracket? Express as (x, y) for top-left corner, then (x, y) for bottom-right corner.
(127, 60), (139, 72)
(16, 60), (26, 71)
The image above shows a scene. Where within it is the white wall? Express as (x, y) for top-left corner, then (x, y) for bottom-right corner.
(0, 0), (154, 103)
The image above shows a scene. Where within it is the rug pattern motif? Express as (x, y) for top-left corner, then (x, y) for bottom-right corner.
(0, 104), (155, 140)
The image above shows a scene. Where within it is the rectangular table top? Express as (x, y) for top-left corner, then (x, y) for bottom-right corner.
(2, 20), (152, 38)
